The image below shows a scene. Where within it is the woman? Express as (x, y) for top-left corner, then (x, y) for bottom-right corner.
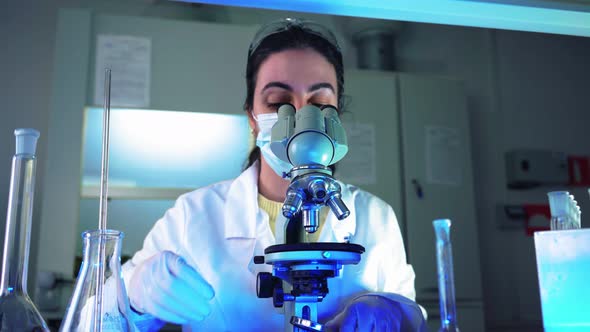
(124, 18), (427, 331)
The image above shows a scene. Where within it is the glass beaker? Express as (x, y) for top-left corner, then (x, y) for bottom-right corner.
(0, 128), (49, 331)
(535, 229), (590, 331)
(60, 230), (136, 332)
(433, 219), (460, 332)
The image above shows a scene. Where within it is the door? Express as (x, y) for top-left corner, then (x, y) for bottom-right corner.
(398, 73), (484, 318)
(340, 70), (403, 223)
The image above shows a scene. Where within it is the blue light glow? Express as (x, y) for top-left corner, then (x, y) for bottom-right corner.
(82, 108), (251, 189)
(535, 230), (590, 330)
(180, 0), (590, 37)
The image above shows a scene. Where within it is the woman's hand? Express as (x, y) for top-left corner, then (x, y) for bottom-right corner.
(128, 251), (215, 325)
(324, 295), (403, 332)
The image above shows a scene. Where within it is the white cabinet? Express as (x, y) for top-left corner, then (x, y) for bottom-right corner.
(338, 70), (404, 220)
(398, 74), (483, 300)
(341, 70), (484, 330)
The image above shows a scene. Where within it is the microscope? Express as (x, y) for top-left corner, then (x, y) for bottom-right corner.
(254, 104), (365, 332)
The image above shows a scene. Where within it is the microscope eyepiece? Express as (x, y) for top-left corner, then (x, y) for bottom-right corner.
(309, 179), (327, 200)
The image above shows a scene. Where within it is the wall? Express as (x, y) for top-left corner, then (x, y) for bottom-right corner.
(0, 0), (58, 295)
(395, 22), (590, 329)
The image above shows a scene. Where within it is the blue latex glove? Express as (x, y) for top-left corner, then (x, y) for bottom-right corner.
(324, 295), (403, 332)
(128, 251), (215, 325)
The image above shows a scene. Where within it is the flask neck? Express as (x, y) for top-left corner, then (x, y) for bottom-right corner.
(60, 230), (127, 331)
(1, 156), (36, 295)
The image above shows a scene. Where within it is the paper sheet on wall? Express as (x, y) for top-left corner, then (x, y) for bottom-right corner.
(425, 125), (462, 186)
(94, 35), (151, 108)
(336, 122), (376, 185)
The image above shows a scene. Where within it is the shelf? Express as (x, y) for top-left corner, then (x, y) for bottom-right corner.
(81, 185), (194, 200)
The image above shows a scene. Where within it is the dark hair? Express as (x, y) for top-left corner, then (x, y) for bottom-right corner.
(244, 26), (345, 113)
(244, 22), (345, 170)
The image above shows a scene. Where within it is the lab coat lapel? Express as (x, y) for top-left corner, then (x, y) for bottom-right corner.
(223, 162), (276, 277)
(223, 162), (260, 239)
(218, 162), (275, 322)
(221, 163), (358, 244)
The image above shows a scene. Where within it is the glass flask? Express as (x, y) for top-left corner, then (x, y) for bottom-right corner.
(60, 230), (137, 332)
(535, 229), (590, 331)
(433, 219), (460, 332)
(0, 128), (49, 331)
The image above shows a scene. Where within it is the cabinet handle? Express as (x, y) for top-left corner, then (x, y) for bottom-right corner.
(411, 179), (424, 199)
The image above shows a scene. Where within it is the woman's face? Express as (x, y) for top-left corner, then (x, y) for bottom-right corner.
(248, 48), (338, 132)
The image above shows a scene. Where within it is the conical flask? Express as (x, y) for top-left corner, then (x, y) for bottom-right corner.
(60, 230), (137, 331)
(0, 128), (49, 331)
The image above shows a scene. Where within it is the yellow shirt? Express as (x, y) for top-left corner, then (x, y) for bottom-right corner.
(257, 193), (328, 243)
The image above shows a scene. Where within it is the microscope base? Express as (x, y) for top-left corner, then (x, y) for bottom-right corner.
(260, 243), (365, 332)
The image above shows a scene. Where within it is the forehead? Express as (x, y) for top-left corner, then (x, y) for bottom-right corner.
(255, 48), (338, 92)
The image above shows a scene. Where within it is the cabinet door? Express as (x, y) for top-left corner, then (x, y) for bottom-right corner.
(398, 74), (483, 302)
(339, 70), (404, 231)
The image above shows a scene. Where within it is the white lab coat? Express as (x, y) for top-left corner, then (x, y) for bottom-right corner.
(121, 162), (426, 331)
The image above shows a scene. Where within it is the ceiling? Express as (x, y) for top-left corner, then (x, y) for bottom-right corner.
(174, 0), (590, 37)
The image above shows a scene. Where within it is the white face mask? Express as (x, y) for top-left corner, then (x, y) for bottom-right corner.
(254, 113), (293, 177)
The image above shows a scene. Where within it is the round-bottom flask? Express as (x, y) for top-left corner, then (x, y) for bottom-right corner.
(0, 128), (49, 331)
(0, 293), (48, 331)
(60, 230), (136, 331)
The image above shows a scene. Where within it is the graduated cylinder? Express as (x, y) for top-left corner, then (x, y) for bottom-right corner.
(433, 219), (460, 332)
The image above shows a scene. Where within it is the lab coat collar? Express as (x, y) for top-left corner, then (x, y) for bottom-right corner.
(223, 161), (261, 239)
(223, 162), (357, 242)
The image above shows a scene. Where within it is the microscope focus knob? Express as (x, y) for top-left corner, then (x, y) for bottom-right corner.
(256, 272), (276, 298)
(253, 256), (265, 264)
(273, 284), (285, 308)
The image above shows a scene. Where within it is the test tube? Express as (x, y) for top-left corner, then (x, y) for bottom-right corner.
(433, 219), (460, 332)
(569, 195), (576, 228)
(547, 191), (570, 230)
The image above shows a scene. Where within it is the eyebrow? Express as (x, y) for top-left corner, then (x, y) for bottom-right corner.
(308, 82), (335, 93)
(261, 81), (336, 94)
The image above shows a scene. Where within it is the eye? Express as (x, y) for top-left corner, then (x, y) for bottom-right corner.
(312, 103), (338, 111)
(319, 104), (338, 111)
(266, 103), (283, 111)
(267, 102), (297, 111)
